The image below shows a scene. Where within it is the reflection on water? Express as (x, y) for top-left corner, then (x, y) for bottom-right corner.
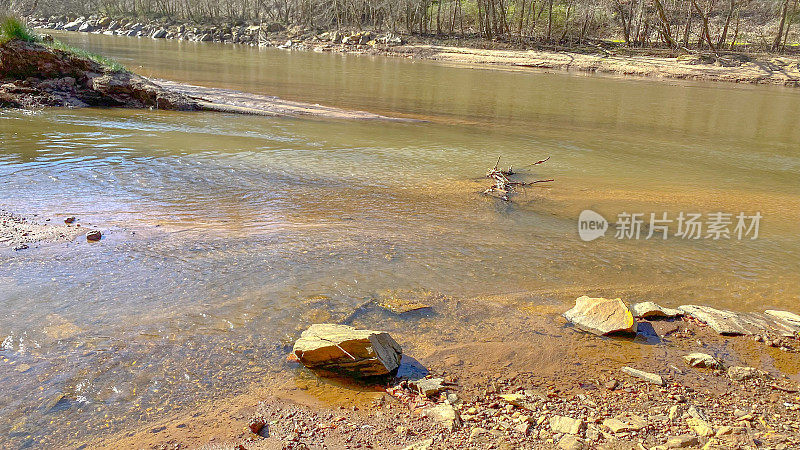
(1, 32), (799, 447)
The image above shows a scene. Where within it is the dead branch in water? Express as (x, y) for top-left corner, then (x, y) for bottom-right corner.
(484, 157), (554, 202)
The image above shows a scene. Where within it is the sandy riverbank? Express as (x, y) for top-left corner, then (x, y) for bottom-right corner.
(383, 44), (800, 87)
(76, 291), (800, 449)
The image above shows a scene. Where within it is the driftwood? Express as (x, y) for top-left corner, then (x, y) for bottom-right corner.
(484, 157), (553, 201)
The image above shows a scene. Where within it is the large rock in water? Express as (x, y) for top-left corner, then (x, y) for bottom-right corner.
(292, 324), (402, 377)
(564, 296), (637, 335)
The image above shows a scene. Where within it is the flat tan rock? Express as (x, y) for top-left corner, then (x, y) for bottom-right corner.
(727, 366), (761, 381)
(632, 301), (683, 319)
(564, 296), (637, 335)
(621, 366), (665, 386)
(677, 305), (800, 337)
(292, 323), (402, 377)
(423, 404), (462, 430)
(765, 310), (800, 332)
(678, 305), (750, 335)
(550, 415), (585, 435)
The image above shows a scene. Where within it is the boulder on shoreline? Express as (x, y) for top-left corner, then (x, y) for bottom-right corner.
(292, 323), (402, 377)
(564, 296), (637, 335)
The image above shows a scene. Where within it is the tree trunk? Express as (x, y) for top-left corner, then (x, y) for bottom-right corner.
(781, 0), (798, 52)
(634, 0), (644, 46)
(691, 0), (715, 51)
(774, 0), (790, 51)
(436, 0), (442, 34)
(654, 0), (677, 48)
(682, 0), (692, 48)
(718, 0), (735, 48)
(730, 10), (740, 49)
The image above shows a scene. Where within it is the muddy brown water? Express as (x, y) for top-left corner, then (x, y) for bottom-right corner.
(0, 31), (799, 447)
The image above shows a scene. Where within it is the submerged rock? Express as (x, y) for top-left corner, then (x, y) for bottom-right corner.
(376, 289), (439, 314)
(564, 296), (637, 335)
(376, 297), (432, 314)
(292, 323), (402, 377)
(683, 352), (722, 369)
(632, 301), (683, 319)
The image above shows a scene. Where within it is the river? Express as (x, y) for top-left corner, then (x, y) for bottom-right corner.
(1, 31), (799, 447)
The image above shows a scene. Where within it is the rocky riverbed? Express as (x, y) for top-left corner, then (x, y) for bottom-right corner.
(27, 15), (800, 87)
(79, 293), (800, 449)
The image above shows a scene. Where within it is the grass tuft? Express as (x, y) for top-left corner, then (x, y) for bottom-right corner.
(0, 16), (41, 43)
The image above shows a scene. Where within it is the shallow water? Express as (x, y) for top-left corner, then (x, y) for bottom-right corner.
(1, 32), (799, 447)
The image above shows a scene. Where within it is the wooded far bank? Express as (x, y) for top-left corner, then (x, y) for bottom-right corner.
(4, 0), (800, 53)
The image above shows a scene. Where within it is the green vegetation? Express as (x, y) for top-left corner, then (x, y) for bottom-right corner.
(1, 16), (127, 72)
(0, 16), (41, 43)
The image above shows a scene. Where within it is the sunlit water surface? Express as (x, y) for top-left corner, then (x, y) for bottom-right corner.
(0, 31), (799, 447)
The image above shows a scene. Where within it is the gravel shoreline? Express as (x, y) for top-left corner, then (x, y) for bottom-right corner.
(79, 293), (800, 449)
